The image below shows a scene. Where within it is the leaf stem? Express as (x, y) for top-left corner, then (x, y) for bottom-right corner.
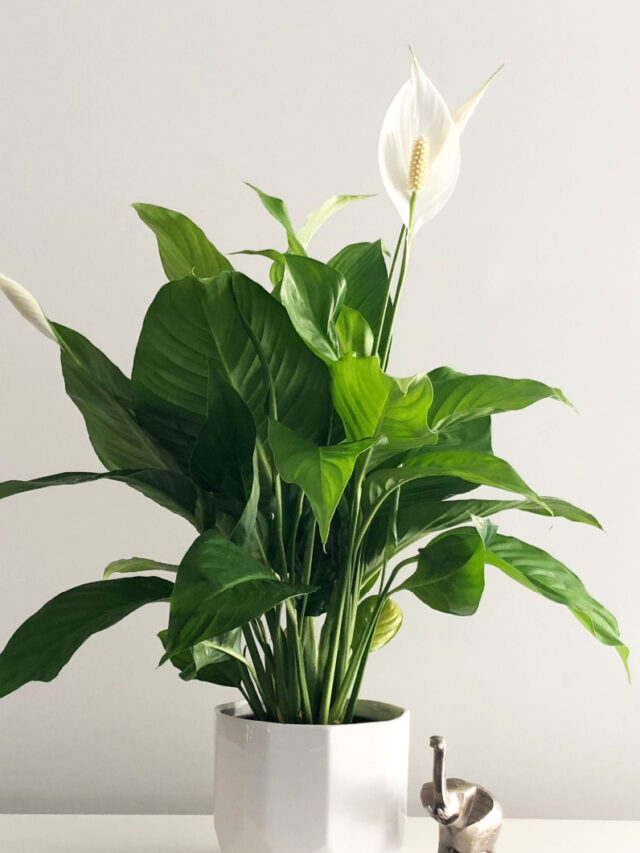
(374, 224), (406, 355)
(381, 193), (417, 370)
(328, 555), (416, 720)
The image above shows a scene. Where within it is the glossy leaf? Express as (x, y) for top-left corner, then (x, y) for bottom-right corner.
(268, 418), (373, 543)
(132, 272), (331, 466)
(329, 241), (390, 337)
(367, 449), (547, 510)
(104, 557), (178, 580)
(158, 629), (243, 687)
(245, 184), (305, 255)
(50, 324), (203, 522)
(53, 324), (177, 472)
(485, 534), (628, 671)
(353, 597), (403, 651)
(335, 306), (375, 357)
(235, 248), (286, 293)
(331, 356), (435, 453)
(190, 371), (257, 503)
(404, 494), (600, 551)
(133, 203), (232, 279)
(435, 415), (493, 451)
(297, 194), (373, 248)
(399, 527), (485, 615)
(0, 577), (173, 698)
(165, 530), (312, 656)
(366, 493), (601, 576)
(428, 367), (570, 431)
(0, 468), (199, 527)
(280, 255), (346, 362)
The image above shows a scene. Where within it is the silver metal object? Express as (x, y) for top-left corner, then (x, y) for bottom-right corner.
(421, 735), (502, 853)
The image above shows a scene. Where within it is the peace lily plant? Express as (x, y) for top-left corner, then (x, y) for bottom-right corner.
(0, 55), (627, 727)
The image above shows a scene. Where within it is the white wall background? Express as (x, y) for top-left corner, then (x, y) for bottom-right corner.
(0, 0), (638, 820)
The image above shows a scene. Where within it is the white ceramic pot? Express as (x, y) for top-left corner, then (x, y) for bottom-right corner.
(214, 699), (409, 853)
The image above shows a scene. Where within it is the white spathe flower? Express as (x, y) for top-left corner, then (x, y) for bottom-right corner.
(378, 54), (501, 233)
(0, 272), (58, 341)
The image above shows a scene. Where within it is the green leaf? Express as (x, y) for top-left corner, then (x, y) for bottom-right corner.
(245, 184), (306, 255)
(329, 241), (390, 338)
(435, 416), (493, 451)
(335, 306), (375, 357)
(268, 419), (373, 543)
(103, 557), (178, 580)
(229, 453), (261, 546)
(280, 255), (346, 362)
(353, 597), (403, 652)
(0, 577), (173, 698)
(132, 203), (232, 280)
(165, 530), (313, 656)
(362, 418), (496, 573)
(192, 631), (249, 669)
(54, 324), (177, 473)
(0, 469), (199, 527)
(367, 449), (547, 511)
(330, 356), (435, 453)
(297, 194), (374, 248)
(131, 272), (331, 467)
(158, 628), (242, 687)
(331, 356), (390, 439)
(428, 367), (571, 431)
(48, 324), (203, 522)
(485, 534), (628, 672)
(367, 450), (545, 508)
(190, 370), (257, 503)
(399, 528), (485, 616)
(235, 248), (286, 293)
(391, 494), (601, 559)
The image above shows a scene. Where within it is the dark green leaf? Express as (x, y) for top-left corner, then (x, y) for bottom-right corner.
(268, 418), (373, 543)
(389, 494), (601, 561)
(329, 241), (390, 338)
(280, 255), (346, 362)
(0, 577), (173, 698)
(399, 528), (485, 616)
(165, 530), (313, 656)
(158, 629), (242, 687)
(361, 419), (495, 575)
(190, 371), (257, 503)
(49, 324), (203, 522)
(54, 324), (177, 472)
(132, 203), (232, 279)
(0, 469), (199, 526)
(131, 272), (332, 466)
(428, 367), (571, 431)
(367, 449), (547, 511)
(485, 534), (628, 672)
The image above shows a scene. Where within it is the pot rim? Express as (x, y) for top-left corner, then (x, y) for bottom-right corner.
(215, 698), (408, 728)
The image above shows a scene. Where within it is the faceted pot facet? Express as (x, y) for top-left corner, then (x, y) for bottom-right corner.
(214, 699), (410, 853)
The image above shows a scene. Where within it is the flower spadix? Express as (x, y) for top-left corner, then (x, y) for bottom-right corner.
(379, 54), (500, 233)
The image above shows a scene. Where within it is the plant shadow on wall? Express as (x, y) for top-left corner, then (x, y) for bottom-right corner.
(0, 54), (628, 726)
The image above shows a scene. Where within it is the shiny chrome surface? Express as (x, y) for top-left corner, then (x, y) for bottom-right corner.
(421, 736), (502, 853)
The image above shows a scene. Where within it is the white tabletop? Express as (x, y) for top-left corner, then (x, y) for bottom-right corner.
(0, 815), (638, 852)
